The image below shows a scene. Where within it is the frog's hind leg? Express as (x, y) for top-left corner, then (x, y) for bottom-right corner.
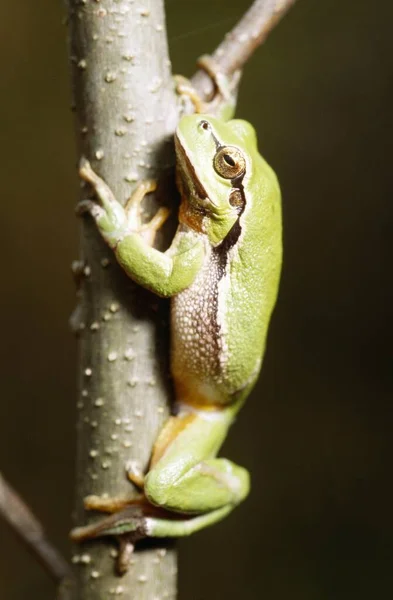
(140, 406), (250, 537)
(71, 407), (250, 543)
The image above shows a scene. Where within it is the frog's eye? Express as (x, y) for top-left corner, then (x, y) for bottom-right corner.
(213, 146), (246, 180)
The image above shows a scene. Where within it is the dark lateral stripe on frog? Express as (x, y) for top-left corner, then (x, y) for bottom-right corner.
(213, 174), (246, 281)
(206, 176), (247, 376)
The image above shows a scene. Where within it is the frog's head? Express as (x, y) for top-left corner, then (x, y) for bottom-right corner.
(175, 114), (257, 245)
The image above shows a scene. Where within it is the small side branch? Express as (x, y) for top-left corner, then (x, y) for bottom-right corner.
(192, 0), (297, 96)
(0, 472), (73, 590)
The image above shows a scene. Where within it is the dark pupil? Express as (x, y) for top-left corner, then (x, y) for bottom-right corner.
(223, 153), (236, 167)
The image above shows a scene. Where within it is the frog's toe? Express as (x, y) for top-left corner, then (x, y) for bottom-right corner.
(76, 199), (99, 216)
(78, 156), (91, 177)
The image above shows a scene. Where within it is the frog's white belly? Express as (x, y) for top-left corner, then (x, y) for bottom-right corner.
(170, 246), (230, 406)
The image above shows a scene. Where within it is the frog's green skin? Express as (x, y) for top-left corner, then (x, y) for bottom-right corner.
(71, 114), (282, 547)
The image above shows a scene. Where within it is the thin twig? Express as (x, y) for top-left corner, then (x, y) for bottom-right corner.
(192, 0), (297, 97)
(0, 472), (73, 586)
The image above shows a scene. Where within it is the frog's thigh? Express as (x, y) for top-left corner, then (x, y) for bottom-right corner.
(144, 411), (250, 513)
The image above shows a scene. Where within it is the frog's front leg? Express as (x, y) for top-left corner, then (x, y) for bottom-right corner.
(78, 159), (168, 248)
(76, 159), (205, 297)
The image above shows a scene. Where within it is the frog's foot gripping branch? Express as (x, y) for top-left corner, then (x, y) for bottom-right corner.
(71, 409), (250, 573)
(76, 158), (170, 248)
(70, 496), (233, 574)
(70, 494), (234, 542)
(70, 501), (149, 575)
(175, 54), (239, 120)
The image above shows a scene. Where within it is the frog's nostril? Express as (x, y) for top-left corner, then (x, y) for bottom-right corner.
(200, 120), (210, 131)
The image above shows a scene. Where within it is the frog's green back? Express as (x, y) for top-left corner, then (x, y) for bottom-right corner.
(224, 137), (282, 396)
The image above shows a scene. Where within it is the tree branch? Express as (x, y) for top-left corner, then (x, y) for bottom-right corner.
(191, 0), (297, 100)
(67, 0), (177, 598)
(65, 0), (296, 598)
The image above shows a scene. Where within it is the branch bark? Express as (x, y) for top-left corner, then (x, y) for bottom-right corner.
(67, 1), (178, 598)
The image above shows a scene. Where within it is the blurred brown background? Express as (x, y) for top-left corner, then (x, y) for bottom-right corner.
(0, 1), (392, 598)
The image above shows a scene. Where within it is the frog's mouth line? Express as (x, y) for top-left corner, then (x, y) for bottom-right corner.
(174, 134), (208, 202)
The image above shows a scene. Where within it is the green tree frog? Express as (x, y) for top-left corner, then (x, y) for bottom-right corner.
(71, 94), (282, 552)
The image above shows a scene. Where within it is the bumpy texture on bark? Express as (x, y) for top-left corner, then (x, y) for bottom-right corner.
(67, 1), (178, 598)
